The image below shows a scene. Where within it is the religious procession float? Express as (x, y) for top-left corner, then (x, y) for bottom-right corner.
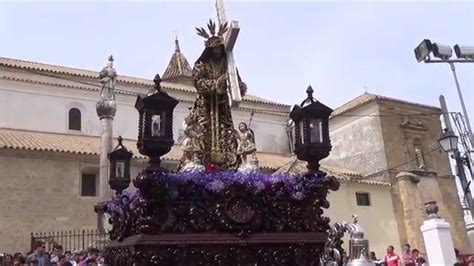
(101, 8), (374, 266)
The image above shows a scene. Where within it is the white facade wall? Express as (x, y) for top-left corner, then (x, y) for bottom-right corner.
(0, 67), (291, 154)
(325, 102), (388, 176)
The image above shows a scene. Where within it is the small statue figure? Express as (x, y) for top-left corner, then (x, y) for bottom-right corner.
(236, 122), (257, 164)
(415, 147), (427, 170)
(236, 122), (258, 172)
(99, 55), (117, 101)
(151, 115), (162, 137)
(178, 111), (205, 172)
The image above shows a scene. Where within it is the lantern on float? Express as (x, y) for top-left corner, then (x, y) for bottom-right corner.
(108, 136), (133, 195)
(135, 74), (179, 171)
(289, 85), (333, 174)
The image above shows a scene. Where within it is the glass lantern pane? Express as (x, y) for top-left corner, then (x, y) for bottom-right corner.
(299, 121), (305, 144)
(309, 118), (323, 143)
(439, 136), (451, 152)
(450, 135), (459, 151)
(116, 161), (125, 178)
(151, 113), (165, 137)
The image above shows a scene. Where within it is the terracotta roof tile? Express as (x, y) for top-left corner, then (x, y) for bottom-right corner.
(0, 128), (294, 170)
(273, 156), (390, 186)
(331, 92), (440, 118)
(0, 56), (288, 107)
(162, 39), (193, 80)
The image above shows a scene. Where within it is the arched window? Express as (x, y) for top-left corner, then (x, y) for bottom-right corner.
(68, 108), (81, 131)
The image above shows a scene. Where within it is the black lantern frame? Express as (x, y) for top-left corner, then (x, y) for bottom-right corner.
(290, 86), (333, 174)
(108, 136), (133, 195)
(135, 74), (179, 171)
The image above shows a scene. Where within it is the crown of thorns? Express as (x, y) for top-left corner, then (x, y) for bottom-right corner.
(196, 19), (228, 40)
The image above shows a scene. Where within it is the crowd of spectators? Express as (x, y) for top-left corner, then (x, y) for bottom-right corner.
(3, 241), (472, 265)
(1, 241), (104, 266)
(368, 243), (469, 266)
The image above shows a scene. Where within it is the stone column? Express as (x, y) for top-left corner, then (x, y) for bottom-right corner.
(420, 201), (457, 265)
(396, 171), (426, 252)
(94, 55), (117, 232)
(97, 114), (115, 198)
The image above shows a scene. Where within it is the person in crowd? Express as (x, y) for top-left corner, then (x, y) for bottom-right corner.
(26, 241), (50, 266)
(3, 254), (13, 266)
(57, 255), (73, 266)
(370, 251), (383, 266)
(74, 251), (85, 265)
(403, 244), (414, 266)
(12, 253), (25, 266)
(383, 245), (402, 266)
(64, 251), (77, 266)
(454, 248), (463, 265)
(50, 245), (63, 265)
(411, 249), (426, 266)
(78, 248), (99, 266)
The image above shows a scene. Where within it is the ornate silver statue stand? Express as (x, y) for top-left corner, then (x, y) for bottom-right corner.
(323, 215), (374, 266)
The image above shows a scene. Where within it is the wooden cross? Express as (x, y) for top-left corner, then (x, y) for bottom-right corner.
(216, 0), (242, 108)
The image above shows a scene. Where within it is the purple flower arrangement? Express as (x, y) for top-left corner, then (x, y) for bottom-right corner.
(107, 171), (327, 214)
(106, 190), (141, 214)
(152, 171), (322, 199)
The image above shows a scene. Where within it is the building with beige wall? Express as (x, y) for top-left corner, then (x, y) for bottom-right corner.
(326, 93), (470, 254)
(0, 42), (469, 255)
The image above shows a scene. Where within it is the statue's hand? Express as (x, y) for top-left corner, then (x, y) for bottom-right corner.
(216, 75), (227, 94)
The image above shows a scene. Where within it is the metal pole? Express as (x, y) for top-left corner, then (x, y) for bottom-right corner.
(439, 95), (453, 130)
(455, 150), (474, 220)
(449, 62), (474, 146)
(440, 96), (474, 219)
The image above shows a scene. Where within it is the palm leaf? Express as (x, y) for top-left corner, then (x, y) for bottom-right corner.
(207, 19), (216, 36)
(195, 27), (210, 39)
(218, 22), (228, 37)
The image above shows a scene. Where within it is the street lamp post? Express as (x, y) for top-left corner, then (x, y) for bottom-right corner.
(439, 128), (474, 219)
(414, 39), (474, 147)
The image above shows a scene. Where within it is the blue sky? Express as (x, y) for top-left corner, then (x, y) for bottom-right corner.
(0, 1), (473, 124)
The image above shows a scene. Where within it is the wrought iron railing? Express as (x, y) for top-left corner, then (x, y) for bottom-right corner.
(30, 229), (109, 251)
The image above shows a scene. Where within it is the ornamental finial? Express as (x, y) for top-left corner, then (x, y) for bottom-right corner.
(175, 38), (180, 53)
(153, 74), (162, 92)
(301, 85), (316, 106)
(425, 201), (441, 219)
(306, 85), (314, 97)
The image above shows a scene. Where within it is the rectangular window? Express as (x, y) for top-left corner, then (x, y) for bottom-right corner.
(81, 174), (97, 197)
(356, 192), (370, 206)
